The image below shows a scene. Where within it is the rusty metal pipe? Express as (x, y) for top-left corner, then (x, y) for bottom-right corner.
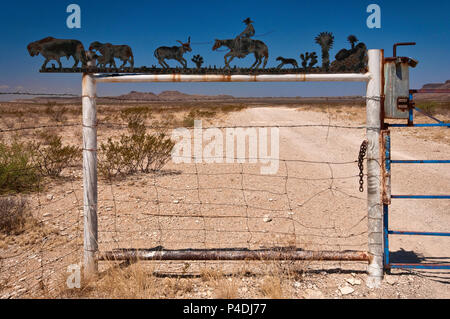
(94, 73), (371, 83)
(393, 42), (416, 57)
(98, 248), (371, 262)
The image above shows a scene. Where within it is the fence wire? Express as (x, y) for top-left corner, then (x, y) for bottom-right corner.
(0, 92), (371, 298)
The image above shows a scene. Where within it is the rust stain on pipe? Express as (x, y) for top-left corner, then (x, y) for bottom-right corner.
(99, 248), (370, 263)
(172, 74), (181, 82)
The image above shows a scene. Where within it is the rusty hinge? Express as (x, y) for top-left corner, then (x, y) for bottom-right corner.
(397, 96), (415, 111)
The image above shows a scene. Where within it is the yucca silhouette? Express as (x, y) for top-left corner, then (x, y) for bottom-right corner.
(315, 32), (334, 71)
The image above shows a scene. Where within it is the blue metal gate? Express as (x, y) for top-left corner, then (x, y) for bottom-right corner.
(382, 89), (450, 270)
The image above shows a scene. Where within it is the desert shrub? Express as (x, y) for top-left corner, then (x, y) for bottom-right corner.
(45, 102), (68, 123)
(0, 196), (29, 235)
(29, 132), (81, 178)
(99, 118), (174, 179)
(119, 106), (152, 124)
(0, 142), (40, 194)
(220, 104), (246, 113)
(182, 115), (195, 128)
(181, 109), (216, 128)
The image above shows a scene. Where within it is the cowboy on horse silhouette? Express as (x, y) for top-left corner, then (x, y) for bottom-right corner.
(212, 17), (268, 69)
(234, 17), (255, 58)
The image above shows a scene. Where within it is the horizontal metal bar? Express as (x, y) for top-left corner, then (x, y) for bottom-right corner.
(387, 123), (450, 127)
(390, 160), (450, 164)
(387, 263), (450, 269)
(392, 195), (450, 199)
(388, 230), (450, 237)
(98, 248), (371, 262)
(94, 73), (372, 83)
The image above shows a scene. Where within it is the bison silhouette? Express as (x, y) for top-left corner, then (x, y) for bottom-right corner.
(27, 37), (86, 70)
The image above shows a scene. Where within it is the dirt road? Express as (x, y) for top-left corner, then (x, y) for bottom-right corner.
(225, 106), (450, 297)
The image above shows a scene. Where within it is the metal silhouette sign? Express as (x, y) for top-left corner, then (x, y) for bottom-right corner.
(29, 18), (368, 74)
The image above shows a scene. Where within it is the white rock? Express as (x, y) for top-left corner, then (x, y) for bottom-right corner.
(346, 278), (362, 286)
(173, 200), (180, 204)
(385, 276), (397, 285)
(46, 194), (54, 201)
(263, 215), (272, 223)
(339, 286), (354, 295)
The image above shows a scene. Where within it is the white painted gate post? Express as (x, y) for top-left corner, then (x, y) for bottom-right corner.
(82, 74), (98, 278)
(366, 49), (384, 288)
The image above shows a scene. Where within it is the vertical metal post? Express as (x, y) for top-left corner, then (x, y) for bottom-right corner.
(366, 49), (384, 288)
(383, 132), (391, 269)
(82, 74), (98, 278)
(408, 92), (414, 125)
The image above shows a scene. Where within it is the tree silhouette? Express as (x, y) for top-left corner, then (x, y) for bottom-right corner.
(191, 55), (204, 69)
(347, 35), (359, 49)
(315, 32), (334, 71)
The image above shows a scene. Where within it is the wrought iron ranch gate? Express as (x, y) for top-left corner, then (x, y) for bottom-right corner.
(72, 49), (385, 287)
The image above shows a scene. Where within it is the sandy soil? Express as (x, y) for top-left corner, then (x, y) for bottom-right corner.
(0, 104), (449, 298)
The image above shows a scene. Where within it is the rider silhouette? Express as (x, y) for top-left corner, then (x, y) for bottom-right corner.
(235, 18), (255, 58)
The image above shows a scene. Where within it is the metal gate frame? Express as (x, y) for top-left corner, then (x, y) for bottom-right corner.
(81, 50), (385, 287)
(382, 90), (450, 270)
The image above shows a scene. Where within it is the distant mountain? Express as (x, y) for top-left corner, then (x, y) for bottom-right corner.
(115, 90), (235, 101)
(117, 91), (159, 101)
(415, 80), (450, 101)
(11, 90), (235, 103)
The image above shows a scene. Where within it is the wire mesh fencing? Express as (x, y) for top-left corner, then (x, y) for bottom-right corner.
(0, 91), (371, 297)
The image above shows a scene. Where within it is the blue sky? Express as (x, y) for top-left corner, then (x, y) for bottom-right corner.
(0, 0), (449, 98)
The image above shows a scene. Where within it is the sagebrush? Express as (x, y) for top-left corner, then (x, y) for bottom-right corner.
(0, 141), (40, 194)
(99, 118), (175, 178)
(29, 131), (81, 177)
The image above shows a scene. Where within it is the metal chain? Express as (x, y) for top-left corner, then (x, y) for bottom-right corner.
(358, 140), (368, 192)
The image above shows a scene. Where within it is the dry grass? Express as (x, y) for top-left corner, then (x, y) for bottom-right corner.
(0, 197), (29, 235)
(213, 277), (239, 299)
(0, 196), (58, 249)
(57, 262), (199, 299)
(260, 275), (283, 298)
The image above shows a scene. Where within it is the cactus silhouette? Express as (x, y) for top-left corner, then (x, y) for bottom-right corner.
(300, 53), (308, 69)
(309, 52), (318, 69)
(191, 55), (204, 69)
(315, 32), (334, 71)
(300, 52), (318, 71)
